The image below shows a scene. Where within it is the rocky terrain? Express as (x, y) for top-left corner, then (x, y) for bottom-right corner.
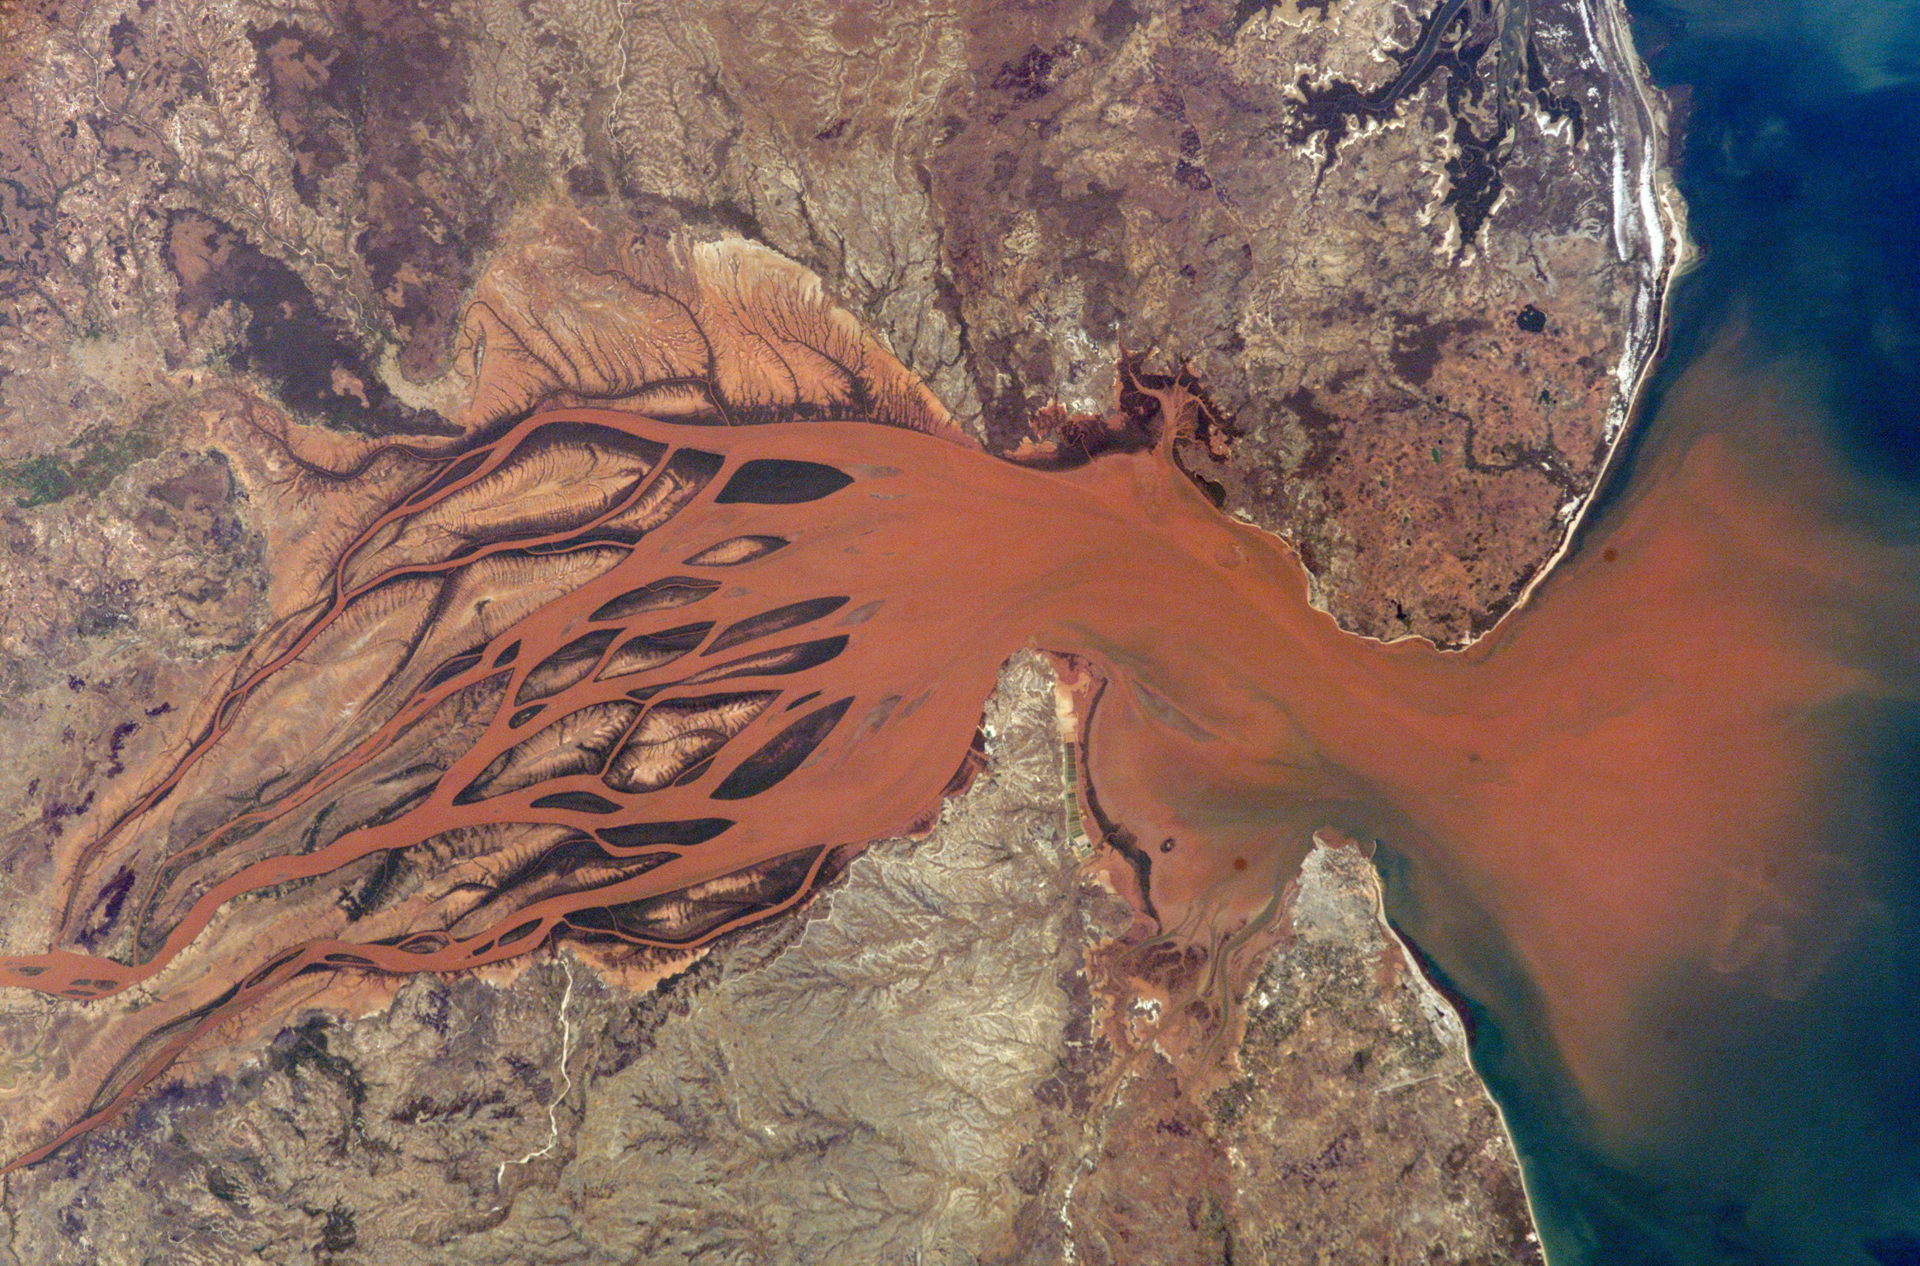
(3, 659), (1541, 1265)
(0, 0), (1679, 1259)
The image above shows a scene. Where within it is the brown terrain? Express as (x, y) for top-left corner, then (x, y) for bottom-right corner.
(0, 0), (1685, 1261)
(4, 656), (1544, 1265)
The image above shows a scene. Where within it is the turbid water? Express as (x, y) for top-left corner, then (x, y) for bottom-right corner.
(0, 348), (1910, 1266)
(3, 6), (1919, 1261)
(1411, 1), (1920, 1260)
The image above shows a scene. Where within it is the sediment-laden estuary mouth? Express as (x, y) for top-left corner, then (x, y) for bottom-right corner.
(0, 227), (1887, 1233)
(12, 0), (1920, 1255)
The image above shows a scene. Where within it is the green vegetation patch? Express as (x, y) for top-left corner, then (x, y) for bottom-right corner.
(3, 418), (166, 508)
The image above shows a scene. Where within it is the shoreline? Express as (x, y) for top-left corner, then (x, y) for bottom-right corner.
(1487, 0), (1694, 644)
(1424, 3), (1693, 1261)
(1315, 0), (1694, 660)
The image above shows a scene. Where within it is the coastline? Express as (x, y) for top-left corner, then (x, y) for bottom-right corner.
(1490, 0), (1694, 640)
(1426, 1), (1693, 1259)
(1311, 0), (1693, 659)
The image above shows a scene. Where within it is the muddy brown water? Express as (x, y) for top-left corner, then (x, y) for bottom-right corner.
(0, 353), (1900, 1209)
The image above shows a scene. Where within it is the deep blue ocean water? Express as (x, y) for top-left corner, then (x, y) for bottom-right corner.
(1380, 3), (1920, 1263)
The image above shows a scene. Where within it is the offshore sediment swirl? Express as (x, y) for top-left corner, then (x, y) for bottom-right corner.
(0, 220), (1900, 1197)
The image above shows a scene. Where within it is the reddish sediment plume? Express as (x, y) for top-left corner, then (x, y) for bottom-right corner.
(0, 282), (1887, 1177)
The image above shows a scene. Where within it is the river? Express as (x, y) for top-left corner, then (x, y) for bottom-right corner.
(2, 7), (1918, 1263)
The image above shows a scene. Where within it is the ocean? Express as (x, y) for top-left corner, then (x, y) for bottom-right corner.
(1381, 2), (1920, 1262)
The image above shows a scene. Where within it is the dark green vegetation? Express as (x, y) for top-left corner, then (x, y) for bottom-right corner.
(2, 416), (163, 508)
